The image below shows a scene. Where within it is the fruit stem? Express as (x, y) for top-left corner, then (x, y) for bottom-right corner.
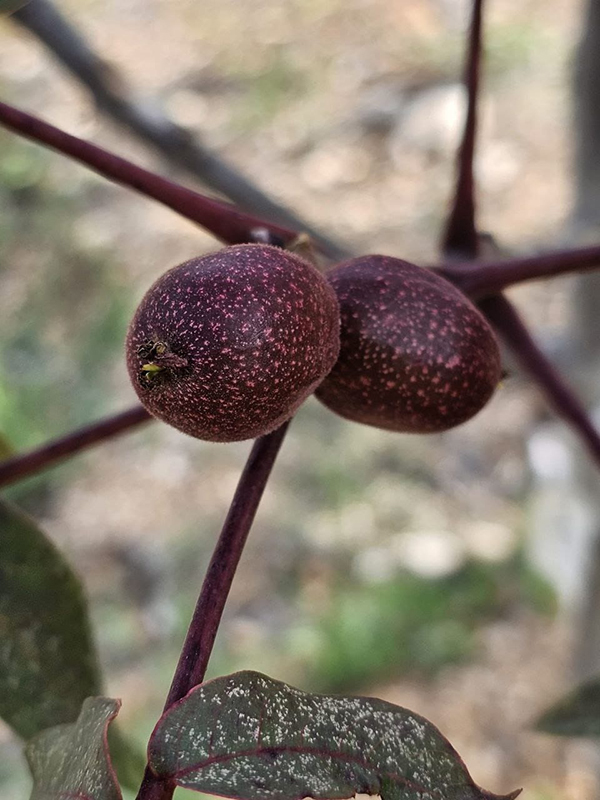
(479, 294), (600, 467)
(438, 243), (600, 296)
(164, 420), (289, 707)
(0, 405), (151, 488)
(441, 0), (484, 261)
(134, 774), (176, 800)
(0, 100), (297, 248)
(135, 422), (289, 800)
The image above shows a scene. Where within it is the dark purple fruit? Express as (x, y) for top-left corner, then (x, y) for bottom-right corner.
(126, 244), (340, 442)
(315, 255), (501, 433)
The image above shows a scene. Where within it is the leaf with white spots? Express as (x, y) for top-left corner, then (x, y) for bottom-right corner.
(148, 670), (521, 800)
(0, 498), (102, 737)
(26, 696), (122, 800)
(0, 498), (145, 790)
(536, 675), (600, 737)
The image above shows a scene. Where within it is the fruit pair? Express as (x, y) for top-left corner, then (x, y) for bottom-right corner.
(126, 244), (501, 441)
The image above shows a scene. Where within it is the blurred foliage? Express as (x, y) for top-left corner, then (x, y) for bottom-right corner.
(174, 551), (556, 696)
(287, 556), (555, 692)
(233, 51), (306, 130)
(0, 137), (129, 436)
(0, 134), (132, 508)
(536, 673), (600, 738)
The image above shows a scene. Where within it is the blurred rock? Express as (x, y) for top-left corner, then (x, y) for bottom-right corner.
(354, 80), (406, 135)
(475, 139), (523, 193)
(391, 529), (467, 578)
(463, 520), (518, 563)
(353, 545), (398, 583)
(390, 82), (467, 161)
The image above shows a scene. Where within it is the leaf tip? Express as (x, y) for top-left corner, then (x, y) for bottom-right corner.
(479, 787), (522, 800)
(497, 788), (522, 800)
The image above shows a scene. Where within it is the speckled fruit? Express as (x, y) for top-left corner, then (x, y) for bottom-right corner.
(315, 255), (501, 433)
(126, 244), (340, 442)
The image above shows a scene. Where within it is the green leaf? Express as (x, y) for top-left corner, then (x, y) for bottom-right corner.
(0, 430), (14, 458)
(0, 498), (102, 737)
(0, 498), (145, 791)
(26, 696), (123, 800)
(149, 670), (521, 800)
(0, 0), (29, 15)
(536, 675), (600, 737)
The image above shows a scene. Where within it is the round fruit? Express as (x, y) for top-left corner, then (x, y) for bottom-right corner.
(126, 244), (340, 442)
(315, 255), (501, 433)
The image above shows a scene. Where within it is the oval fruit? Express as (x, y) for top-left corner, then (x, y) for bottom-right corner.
(315, 255), (501, 433)
(126, 244), (340, 442)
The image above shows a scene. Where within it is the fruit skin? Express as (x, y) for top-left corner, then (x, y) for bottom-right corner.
(315, 255), (501, 433)
(126, 244), (340, 442)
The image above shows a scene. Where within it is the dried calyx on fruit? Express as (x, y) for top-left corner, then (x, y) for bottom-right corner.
(315, 255), (501, 433)
(126, 244), (340, 442)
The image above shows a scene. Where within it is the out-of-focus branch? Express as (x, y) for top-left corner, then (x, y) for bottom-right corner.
(0, 100), (302, 246)
(11, 0), (348, 261)
(479, 294), (600, 468)
(1, 0), (30, 16)
(441, 0), (483, 260)
(0, 405), (151, 487)
(438, 243), (600, 297)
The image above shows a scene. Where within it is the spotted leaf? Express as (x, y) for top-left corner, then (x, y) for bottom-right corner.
(149, 670), (520, 800)
(26, 696), (122, 800)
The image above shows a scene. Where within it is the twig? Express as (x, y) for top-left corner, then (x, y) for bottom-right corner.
(0, 406), (151, 487)
(136, 421), (290, 800)
(438, 243), (600, 297)
(441, 0), (483, 260)
(436, 0), (600, 472)
(11, 0), (348, 261)
(164, 421), (289, 706)
(435, 1), (600, 469)
(134, 775), (175, 800)
(0, 100), (298, 247)
(479, 294), (600, 467)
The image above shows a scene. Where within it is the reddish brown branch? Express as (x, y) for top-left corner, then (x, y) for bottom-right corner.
(11, 0), (347, 260)
(136, 421), (289, 800)
(441, 0), (484, 260)
(0, 405), (151, 487)
(0, 100), (297, 247)
(163, 421), (289, 707)
(135, 775), (176, 800)
(438, 244), (600, 297)
(479, 294), (600, 467)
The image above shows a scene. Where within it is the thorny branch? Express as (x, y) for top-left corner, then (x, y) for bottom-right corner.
(438, 0), (600, 467)
(441, 0), (483, 260)
(438, 244), (600, 297)
(480, 294), (600, 468)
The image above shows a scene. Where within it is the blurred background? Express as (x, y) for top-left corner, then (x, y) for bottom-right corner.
(0, 0), (597, 797)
